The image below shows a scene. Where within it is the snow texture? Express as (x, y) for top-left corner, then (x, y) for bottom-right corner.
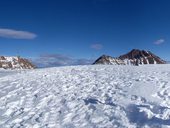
(0, 65), (170, 128)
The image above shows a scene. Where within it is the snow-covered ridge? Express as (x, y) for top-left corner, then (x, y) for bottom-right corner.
(0, 56), (35, 69)
(0, 65), (170, 127)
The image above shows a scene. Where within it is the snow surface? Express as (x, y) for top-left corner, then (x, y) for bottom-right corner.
(0, 65), (170, 128)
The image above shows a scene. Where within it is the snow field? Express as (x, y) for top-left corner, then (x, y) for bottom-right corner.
(0, 65), (170, 128)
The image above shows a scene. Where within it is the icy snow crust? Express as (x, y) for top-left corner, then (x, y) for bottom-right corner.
(0, 65), (170, 128)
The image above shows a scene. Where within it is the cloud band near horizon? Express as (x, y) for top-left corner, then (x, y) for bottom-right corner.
(32, 54), (94, 67)
(0, 28), (37, 39)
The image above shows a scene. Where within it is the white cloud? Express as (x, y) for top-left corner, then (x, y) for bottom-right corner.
(90, 43), (103, 50)
(154, 39), (165, 45)
(0, 28), (37, 39)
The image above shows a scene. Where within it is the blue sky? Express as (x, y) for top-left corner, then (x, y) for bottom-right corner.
(0, 0), (170, 66)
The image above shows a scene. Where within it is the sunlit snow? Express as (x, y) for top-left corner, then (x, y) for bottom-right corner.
(0, 65), (170, 128)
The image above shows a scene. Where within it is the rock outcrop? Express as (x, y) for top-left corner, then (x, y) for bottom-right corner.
(0, 56), (36, 69)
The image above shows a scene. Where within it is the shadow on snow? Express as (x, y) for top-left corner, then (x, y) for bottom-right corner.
(127, 104), (170, 127)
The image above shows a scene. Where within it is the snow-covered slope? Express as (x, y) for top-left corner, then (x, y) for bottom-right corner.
(0, 56), (35, 69)
(0, 65), (170, 127)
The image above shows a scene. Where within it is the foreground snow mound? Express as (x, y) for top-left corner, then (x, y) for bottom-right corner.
(0, 65), (170, 128)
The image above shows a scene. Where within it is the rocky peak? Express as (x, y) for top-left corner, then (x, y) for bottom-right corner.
(0, 56), (36, 69)
(93, 54), (125, 65)
(119, 49), (150, 59)
(119, 49), (166, 65)
(93, 49), (166, 66)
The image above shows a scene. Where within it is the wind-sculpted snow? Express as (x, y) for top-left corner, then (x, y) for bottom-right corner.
(0, 65), (170, 128)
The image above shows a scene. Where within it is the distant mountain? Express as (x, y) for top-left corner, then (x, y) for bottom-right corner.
(93, 55), (125, 65)
(93, 49), (166, 66)
(119, 49), (166, 65)
(0, 56), (36, 69)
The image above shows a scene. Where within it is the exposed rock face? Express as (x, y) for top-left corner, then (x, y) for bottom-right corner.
(0, 56), (36, 69)
(93, 49), (166, 66)
(93, 55), (125, 65)
(119, 49), (166, 65)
